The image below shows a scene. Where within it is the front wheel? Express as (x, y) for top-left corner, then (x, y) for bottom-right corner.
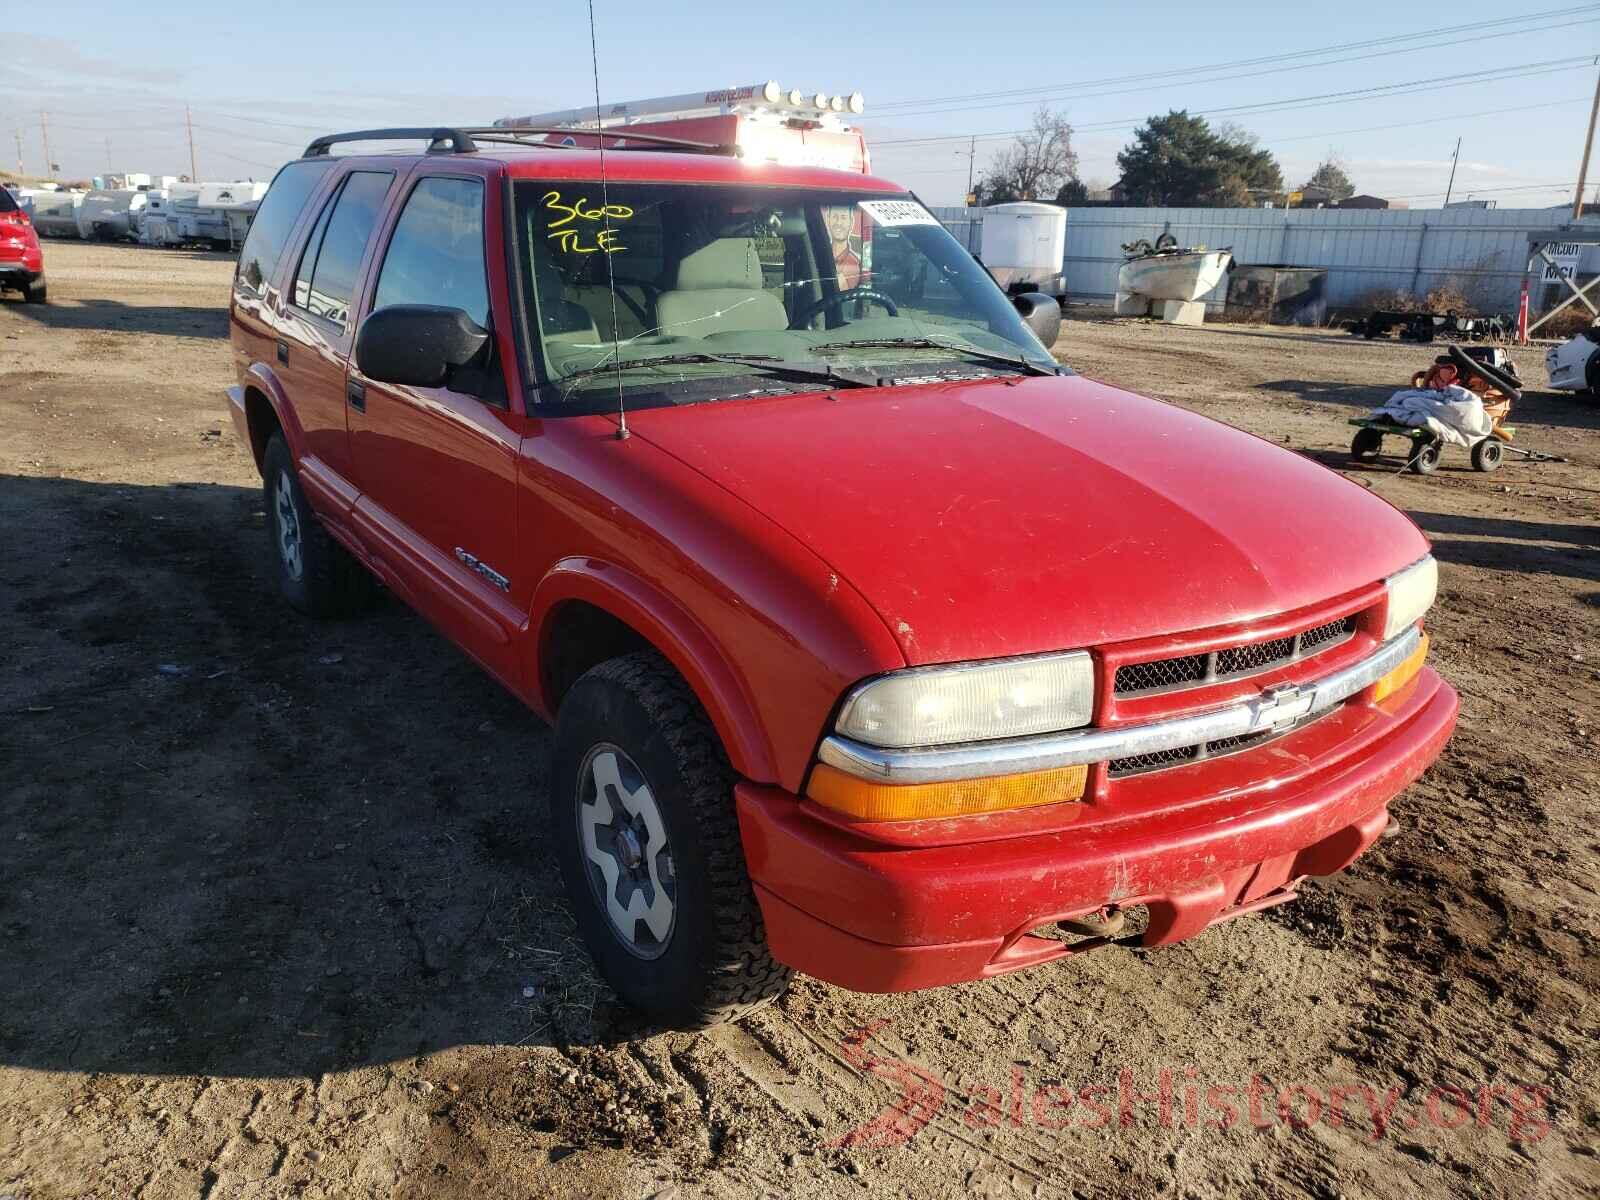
(551, 651), (792, 1027)
(1409, 438), (1442, 474)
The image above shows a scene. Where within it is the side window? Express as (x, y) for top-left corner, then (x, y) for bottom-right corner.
(372, 177), (489, 328)
(291, 170), (393, 325)
(235, 159), (334, 299)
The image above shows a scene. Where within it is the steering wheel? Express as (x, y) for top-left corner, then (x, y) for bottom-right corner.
(789, 288), (899, 330)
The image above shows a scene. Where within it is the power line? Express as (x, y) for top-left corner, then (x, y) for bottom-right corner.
(872, 58), (1594, 147)
(875, 4), (1600, 114)
(873, 97), (1593, 171)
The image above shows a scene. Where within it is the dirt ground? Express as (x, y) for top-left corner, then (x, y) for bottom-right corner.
(1, 241), (1596, 1200)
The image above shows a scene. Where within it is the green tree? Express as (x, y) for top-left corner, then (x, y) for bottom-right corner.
(1116, 111), (1283, 207)
(1302, 155), (1356, 201)
(1055, 178), (1089, 205)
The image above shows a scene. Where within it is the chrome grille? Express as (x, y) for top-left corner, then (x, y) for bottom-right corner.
(1109, 715), (1320, 779)
(1113, 616), (1357, 697)
(1108, 744), (1199, 776)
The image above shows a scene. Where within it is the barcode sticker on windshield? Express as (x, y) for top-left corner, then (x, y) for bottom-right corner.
(858, 199), (939, 227)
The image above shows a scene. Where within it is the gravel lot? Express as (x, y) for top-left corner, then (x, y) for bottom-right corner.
(1, 240), (1596, 1200)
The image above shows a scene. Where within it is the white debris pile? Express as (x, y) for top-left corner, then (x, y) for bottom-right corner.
(1373, 384), (1495, 448)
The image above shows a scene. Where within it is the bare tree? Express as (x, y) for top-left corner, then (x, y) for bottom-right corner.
(975, 107), (1080, 204)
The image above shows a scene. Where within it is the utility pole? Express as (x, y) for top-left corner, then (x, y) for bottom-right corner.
(966, 135), (976, 203)
(39, 111), (53, 181)
(1574, 64), (1600, 219)
(185, 104), (198, 182)
(1442, 137), (1461, 209)
(13, 129), (23, 175)
(105, 137), (113, 174)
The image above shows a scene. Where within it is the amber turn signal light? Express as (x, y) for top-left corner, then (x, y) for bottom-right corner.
(805, 762), (1088, 821)
(1373, 632), (1429, 703)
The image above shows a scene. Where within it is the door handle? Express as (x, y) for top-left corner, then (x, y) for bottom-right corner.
(347, 379), (366, 412)
(275, 339), (288, 365)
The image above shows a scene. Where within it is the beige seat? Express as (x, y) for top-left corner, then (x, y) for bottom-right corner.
(655, 238), (788, 336)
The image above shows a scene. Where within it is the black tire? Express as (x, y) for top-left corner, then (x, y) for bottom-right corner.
(1409, 439), (1442, 475)
(551, 651), (792, 1028)
(1585, 348), (1600, 396)
(1350, 427), (1383, 461)
(1471, 437), (1503, 472)
(261, 434), (375, 617)
(23, 278), (46, 304)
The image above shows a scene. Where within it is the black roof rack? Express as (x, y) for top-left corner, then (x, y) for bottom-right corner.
(301, 125), (737, 159)
(302, 127), (480, 157)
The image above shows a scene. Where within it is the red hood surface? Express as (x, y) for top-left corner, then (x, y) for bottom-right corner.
(628, 374), (1429, 665)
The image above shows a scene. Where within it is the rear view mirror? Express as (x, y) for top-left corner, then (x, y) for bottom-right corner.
(355, 305), (489, 388)
(1012, 292), (1062, 350)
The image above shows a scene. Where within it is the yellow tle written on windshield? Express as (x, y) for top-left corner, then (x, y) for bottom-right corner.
(543, 190), (633, 254)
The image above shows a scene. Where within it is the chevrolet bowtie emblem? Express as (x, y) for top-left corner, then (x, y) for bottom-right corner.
(1260, 682), (1314, 730)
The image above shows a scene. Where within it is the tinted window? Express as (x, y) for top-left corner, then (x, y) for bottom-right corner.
(292, 201), (335, 310)
(236, 159), (334, 298)
(292, 170), (393, 324)
(0, 187), (18, 213)
(373, 177), (488, 327)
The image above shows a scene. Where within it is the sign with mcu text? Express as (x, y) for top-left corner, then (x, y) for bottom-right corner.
(1541, 242), (1581, 283)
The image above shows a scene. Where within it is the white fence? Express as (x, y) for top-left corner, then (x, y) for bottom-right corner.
(930, 204), (1596, 316)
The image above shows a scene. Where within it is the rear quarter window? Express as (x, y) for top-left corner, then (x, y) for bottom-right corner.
(235, 159), (335, 300)
(0, 187), (18, 213)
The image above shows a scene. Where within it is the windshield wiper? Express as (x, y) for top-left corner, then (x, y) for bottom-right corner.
(558, 352), (875, 398)
(814, 337), (1059, 377)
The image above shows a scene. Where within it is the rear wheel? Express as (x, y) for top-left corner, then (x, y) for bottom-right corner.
(261, 434), (375, 617)
(1350, 427), (1383, 461)
(551, 651), (792, 1028)
(1471, 437), (1504, 472)
(24, 277), (46, 304)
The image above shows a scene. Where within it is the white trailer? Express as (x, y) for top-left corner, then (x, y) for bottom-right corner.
(979, 202), (1068, 305)
(30, 190), (86, 238)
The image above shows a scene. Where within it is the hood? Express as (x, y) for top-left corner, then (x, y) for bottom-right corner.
(627, 374), (1428, 665)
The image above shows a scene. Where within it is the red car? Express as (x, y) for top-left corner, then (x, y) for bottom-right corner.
(0, 187), (46, 303)
(227, 127), (1456, 1027)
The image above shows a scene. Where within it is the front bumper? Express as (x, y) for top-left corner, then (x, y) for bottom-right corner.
(737, 667), (1457, 992)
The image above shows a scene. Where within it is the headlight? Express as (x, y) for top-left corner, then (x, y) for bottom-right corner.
(835, 651), (1094, 749)
(1383, 554), (1437, 642)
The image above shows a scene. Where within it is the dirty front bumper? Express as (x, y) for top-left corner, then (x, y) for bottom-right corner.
(737, 668), (1457, 993)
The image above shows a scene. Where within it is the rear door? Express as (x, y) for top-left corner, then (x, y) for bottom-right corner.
(345, 170), (526, 689)
(275, 168), (397, 487)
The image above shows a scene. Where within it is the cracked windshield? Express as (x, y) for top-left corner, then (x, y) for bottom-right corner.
(513, 183), (1058, 407)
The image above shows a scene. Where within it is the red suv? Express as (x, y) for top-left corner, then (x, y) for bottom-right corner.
(0, 186), (46, 303)
(228, 127), (1456, 1027)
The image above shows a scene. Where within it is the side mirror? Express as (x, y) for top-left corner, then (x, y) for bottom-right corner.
(1012, 292), (1062, 349)
(355, 305), (489, 389)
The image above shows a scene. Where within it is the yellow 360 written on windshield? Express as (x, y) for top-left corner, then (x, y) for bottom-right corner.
(544, 190), (634, 254)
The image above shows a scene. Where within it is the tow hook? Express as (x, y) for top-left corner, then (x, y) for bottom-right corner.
(1058, 905), (1126, 938)
(1381, 814), (1401, 840)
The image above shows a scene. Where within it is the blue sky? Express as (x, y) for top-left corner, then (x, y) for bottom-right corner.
(3, 0), (1595, 208)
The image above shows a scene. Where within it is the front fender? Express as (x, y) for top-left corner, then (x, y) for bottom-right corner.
(527, 557), (778, 783)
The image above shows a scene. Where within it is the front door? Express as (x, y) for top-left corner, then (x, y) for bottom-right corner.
(346, 172), (526, 691)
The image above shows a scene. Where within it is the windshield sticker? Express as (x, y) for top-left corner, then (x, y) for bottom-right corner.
(858, 199), (939, 228)
(543, 190), (634, 254)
